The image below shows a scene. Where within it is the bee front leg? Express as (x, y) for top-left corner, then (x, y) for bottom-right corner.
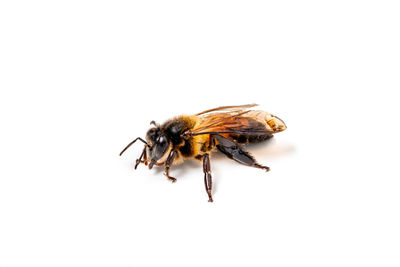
(164, 150), (177, 183)
(203, 153), (213, 202)
(134, 146), (147, 169)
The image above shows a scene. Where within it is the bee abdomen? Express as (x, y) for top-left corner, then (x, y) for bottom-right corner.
(228, 118), (273, 144)
(230, 133), (273, 144)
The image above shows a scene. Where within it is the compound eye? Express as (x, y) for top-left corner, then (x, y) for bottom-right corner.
(158, 135), (167, 145)
(154, 135), (169, 159)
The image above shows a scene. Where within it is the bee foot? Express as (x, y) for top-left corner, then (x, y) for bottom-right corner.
(134, 160), (140, 170)
(254, 163), (270, 172)
(167, 176), (177, 183)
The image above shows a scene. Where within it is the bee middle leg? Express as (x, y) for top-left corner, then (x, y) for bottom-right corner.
(164, 150), (177, 183)
(202, 153), (213, 202)
(214, 134), (270, 172)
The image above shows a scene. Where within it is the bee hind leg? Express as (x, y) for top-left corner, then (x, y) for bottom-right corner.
(164, 150), (177, 183)
(202, 153), (213, 202)
(214, 134), (270, 172)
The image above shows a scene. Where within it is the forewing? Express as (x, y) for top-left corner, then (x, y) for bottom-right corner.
(195, 104), (258, 115)
(245, 110), (287, 133)
(189, 110), (286, 136)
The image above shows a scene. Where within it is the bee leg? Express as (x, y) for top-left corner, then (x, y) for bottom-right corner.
(134, 146), (147, 169)
(202, 153), (213, 202)
(164, 150), (177, 183)
(214, 135), (270, 172)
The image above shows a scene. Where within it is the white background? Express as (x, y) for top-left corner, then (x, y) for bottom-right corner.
(1, 0), (399, 266)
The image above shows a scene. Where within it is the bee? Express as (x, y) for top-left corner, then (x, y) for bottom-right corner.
(120, 104), (286, 202)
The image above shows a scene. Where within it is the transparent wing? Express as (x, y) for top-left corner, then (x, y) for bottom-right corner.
(188, 109), (286, 137)
(195, 104), (258, 115)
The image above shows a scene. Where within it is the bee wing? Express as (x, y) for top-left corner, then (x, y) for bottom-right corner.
(245, 110), (287, 133)
(195, 104), (258, 115)
(188, 110), (286, 136)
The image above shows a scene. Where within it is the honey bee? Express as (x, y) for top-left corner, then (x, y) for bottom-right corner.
(120, 104), (286, 202)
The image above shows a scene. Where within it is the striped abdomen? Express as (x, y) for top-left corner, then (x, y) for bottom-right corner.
(222, 117), (274, 144)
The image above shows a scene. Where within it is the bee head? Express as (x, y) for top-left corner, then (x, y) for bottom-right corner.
(145, 127), (170, 169)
